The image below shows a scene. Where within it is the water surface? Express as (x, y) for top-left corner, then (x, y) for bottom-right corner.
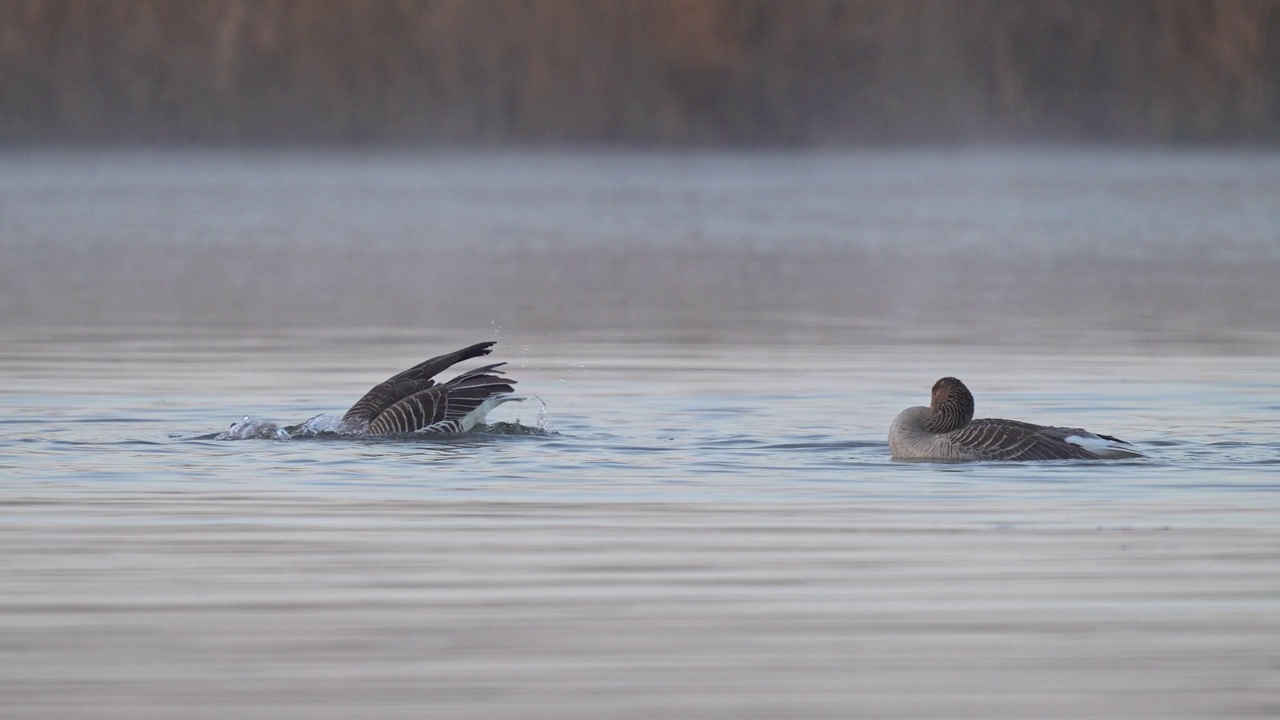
(2, 150), (1279, 718)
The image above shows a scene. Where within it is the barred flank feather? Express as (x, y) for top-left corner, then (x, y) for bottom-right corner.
(343, 341), (496, 425)
(342, 343), (518, 436)
(367, 364), (516, 435)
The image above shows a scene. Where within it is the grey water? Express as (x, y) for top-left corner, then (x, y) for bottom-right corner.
(2, 149), (1279, 719)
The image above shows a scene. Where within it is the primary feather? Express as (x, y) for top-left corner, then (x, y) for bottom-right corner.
(342, 342), (517, 435)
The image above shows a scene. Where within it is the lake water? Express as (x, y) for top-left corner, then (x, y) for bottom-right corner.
(2, 149), (1279, 718)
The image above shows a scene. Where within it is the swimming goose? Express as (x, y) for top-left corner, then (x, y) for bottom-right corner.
(888, 377), (1141, 461)
(336, 341), (517, 435)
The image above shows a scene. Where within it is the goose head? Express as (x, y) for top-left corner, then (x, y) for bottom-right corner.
(925, 376), (975, 433)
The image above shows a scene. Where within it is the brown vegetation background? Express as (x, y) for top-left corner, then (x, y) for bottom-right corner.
(2, 0), (1279, 144)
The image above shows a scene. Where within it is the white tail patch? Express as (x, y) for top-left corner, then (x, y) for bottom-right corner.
(1064, 434), (1143, 459)
(457, 394), (520, 432)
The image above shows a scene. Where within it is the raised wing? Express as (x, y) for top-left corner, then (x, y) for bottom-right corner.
(366, 363), (516, 435)
(343, 341), (496, 425)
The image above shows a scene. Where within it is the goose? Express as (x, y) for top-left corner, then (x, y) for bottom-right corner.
(888, 376), (1141, 461)
(221, 341), (517, 439)
(336, 341), (517, 435)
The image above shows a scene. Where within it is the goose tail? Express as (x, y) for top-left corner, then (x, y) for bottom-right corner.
(1065, 432), (1143, 459)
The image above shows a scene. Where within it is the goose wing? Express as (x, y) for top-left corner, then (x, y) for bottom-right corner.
(948, 419), (1103, 461)
(366, 363), (516, 435)
(1026, 422), (1121, 445)
(343, 341), (496, 424)
(1030, 424), (1141, 459)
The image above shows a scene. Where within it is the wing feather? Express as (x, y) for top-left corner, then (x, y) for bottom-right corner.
(950, 419), (1102, 461)
(367, 363), (516, 435)
(343, 342), (496, 424)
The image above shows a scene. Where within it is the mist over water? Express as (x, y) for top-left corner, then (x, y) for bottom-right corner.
(2, 149), (1279, 719)
(3, 148), (1278, 339)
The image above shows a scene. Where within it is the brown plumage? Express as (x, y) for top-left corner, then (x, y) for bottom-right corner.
(889, 376), (1141, 461)
(342, 342), (517, 435)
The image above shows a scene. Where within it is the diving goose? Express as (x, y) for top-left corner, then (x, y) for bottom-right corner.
(888, 377), (1141, 461)
(215, 341), (518, 439)
(336, 341), (517, 435)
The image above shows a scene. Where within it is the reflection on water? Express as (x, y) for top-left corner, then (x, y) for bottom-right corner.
(2, 150), (1279, 718)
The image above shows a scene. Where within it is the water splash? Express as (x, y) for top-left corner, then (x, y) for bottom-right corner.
(533, 394), (549, 433)
(201, 403), (546, 441)
(483, 421), (551, 436)
(217, 416), (288, 440)
(282, 413), (345, 438)
(205, 413), (343, 441)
